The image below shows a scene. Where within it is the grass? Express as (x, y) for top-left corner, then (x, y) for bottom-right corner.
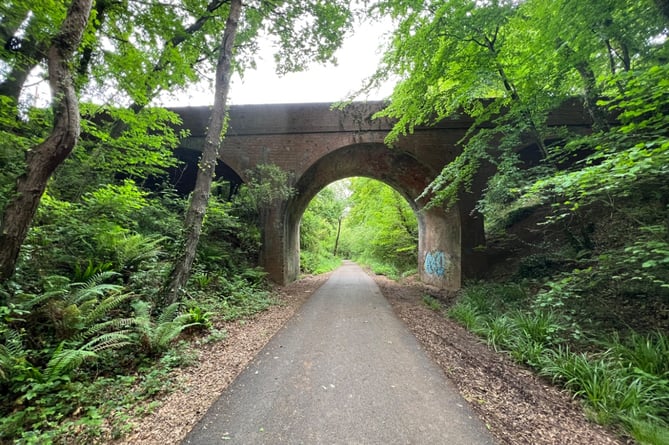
(422, 294), (443, 312)
(300, 250), (342, 275)
(447, 282), (669, 444)
(448, 301), (483, 331)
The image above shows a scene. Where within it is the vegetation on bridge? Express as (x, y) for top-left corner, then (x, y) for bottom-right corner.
(0, 0), (353, 441)
(1, 0), (668, 442)
(306, 0), (669, 442)
(360, 0), (668, 442)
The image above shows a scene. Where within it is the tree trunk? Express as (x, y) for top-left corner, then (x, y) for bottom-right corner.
(558, 39), (610, 133)
(574, 60), (609, 133)
(163, 0), (242, 306)
(0, 0), (93, 282)
(333, 216), (342, 256)
(484, 35), (548, 158)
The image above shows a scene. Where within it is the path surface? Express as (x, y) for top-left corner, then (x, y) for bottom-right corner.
(182, 262), (495, 444)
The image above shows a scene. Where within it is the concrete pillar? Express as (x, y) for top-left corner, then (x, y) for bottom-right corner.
(258, 201), (289, 284)
(285, 209), (300, 283)
(418, 206), (461, 291)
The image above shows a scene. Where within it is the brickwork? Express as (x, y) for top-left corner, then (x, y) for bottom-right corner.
(174, 101), (593, 289)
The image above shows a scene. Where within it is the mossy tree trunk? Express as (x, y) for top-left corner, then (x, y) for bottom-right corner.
(0, 0), (93, 282)
(163, 0), (242, 306)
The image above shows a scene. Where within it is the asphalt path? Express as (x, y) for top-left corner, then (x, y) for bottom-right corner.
(182, 261), (496, 444)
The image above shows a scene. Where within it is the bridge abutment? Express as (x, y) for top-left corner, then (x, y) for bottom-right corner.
(173, 100), (591, 290)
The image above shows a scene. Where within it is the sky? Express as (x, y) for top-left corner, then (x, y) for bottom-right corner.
(20, 18), (395, 108)
(165, 19), (395, 107)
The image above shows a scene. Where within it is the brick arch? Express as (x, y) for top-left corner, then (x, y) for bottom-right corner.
(174, 100), (593, 288)
(277, 143), (463, 289)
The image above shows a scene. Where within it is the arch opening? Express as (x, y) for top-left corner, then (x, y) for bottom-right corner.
(300, 178), (420, 278)
(168, 147), (243, 198)
(258, 143), (465, 290)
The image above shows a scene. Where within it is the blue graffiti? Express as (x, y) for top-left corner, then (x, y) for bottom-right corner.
(424, 250), (447, 277)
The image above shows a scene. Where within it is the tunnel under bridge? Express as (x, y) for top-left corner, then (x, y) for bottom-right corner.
(173, 101), (593, 290)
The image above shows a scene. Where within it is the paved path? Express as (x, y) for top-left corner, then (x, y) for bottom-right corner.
(183, 262), (495, 444)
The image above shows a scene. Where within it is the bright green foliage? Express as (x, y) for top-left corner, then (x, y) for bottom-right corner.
(344, 178), (418, 276)
(301, 185), (344, 253)
(0, 103), (51, 210)
(300, 182), (347, 274)
(367, 13), (669, 439)
(298, 178), (418, 276)
(0, 154), (278, 442)
(20, 181), (169, 284)
(0, 0), (358, 441)
(540, 347), (669, 432)
(530, 64), (669, 210)
(0, 273), (136, 440)
(448, 283), (669, 442)
(239, 164), (296, 211)
(19, 272), (131, 341)
(369, 0), (551, 208)
(131, 300), (203, 357)
(366, 0), (667, 210)
(0, 0), (352, 107)
(36, 106), (185, 203)
(1, 0), (355, 287)
(198, 192), (262, 275)
(77, 0), (353, 105)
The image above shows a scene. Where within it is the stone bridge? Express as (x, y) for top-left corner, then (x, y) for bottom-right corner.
(173, 101), (592, 290)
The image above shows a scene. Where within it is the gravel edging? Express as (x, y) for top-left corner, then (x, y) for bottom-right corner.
(109, 274), (329, 445)
(373, 275), (630, 445)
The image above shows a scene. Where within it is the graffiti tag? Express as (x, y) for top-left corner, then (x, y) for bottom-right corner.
(424, 250), (447, 277)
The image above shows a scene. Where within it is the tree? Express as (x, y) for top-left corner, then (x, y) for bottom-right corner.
(364, 0), (666, 209)
(163, 0), (242, 306)
(163, 2), (354, 304)
(345, 178), (417, 272)
(300, 181), (349, 261)
(1, 0), (355, 283)
(0, 0), (93, 280)
(0, 0), (230, 281)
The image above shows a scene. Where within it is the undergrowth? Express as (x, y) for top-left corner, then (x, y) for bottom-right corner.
(448, 282), (669, 444)
(0, 176), (281, 443)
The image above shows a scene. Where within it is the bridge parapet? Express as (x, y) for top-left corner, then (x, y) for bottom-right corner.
(172, 101), (593, 289)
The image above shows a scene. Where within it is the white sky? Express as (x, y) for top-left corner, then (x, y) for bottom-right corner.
(20, 19), (395, 108)
(169, 19), (395, 106)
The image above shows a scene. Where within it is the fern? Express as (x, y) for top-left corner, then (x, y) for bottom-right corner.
(131, 300), (205, 356)
(113, 234), (167, 270)
(20, 272), (129, 341)
(82, 292), (132, 327)
(0, 328), (50, 392)
(22, 272), (121, 310)
(157, 302), (180, 323)
(149, 323), (189, 352)
(83, 331), (132, 353)
(0, 343), (14, 381)
(69, 271), (123, 305)
(20, 276), (70, 309)
(4, 272), (137, 385)
(81, 318), (135, 339)
(43, 332), (132, 381)
(44, 342), (97, 381)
